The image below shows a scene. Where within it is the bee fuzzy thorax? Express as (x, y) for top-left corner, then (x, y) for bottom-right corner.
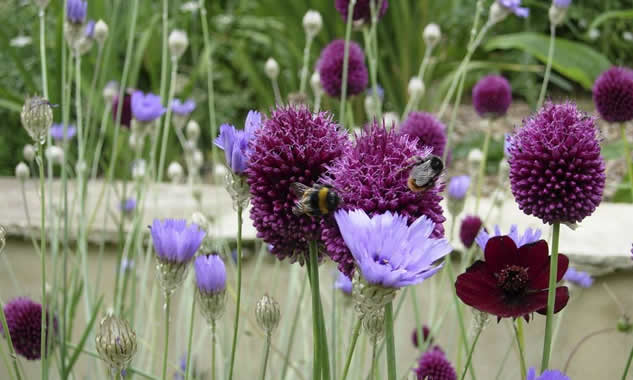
(291, 183), (340, 217)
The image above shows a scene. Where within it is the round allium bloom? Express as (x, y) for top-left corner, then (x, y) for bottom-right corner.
(335, 271), (353, 295)
(50, 123), (77, 142)
(411, 325), (432, 348)
(475, 224), (541, 252)
(322, 122), (446, 276)
(414, 348), (457, 380)
(112, 92), (133, 128)
(592, 67), (633, 123)
(399, 112), (447, 158)
(456, 236), (570, 320)
(318, 39), (369, 98)
(247, 106), (349, 263)
(131, 91), (166, 123)
(459, 215), (483, 248)
(171, 98), (196, 116)
(472, 75), (512, 117)
(527, 367), (570, 380)
(563, 267), (593, 288)
(1, 298), (57, 360)
(66, 0), (87, 24)
(447, 175), (470, 201)
(335, 0), (389, 23)
(509, 102), (606, 225)
(150, 219), (205, 263)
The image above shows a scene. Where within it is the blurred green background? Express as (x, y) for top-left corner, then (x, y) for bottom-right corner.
(0, 0), (631, 176)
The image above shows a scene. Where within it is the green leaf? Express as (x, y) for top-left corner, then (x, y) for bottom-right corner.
(484, 32), (612, 89)
(65, 296), (103, 374)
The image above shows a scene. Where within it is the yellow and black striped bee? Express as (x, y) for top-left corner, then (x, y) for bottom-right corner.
(404, 155), (444, 193)
(290, 183), (341, 217)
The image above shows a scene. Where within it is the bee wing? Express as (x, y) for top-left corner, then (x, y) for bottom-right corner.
(290, 182), (311, 197)
(292, 202), (312, 216)
(410, 161), (436, 187)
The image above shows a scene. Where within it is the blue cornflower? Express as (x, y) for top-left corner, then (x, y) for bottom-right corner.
(553, 0), (571, 8)
(214, 110), (261, 174)
(84, 20), (96, 38)
(66, 0), (87, 24)
(194, 254), (227, 293)
(366, 85), (385, 101)
(335, 271), (352, 295)
(475, 224), (541, 252)
(50, 123), (77, 142)
(527, 368), (570, 380)
(447, 175), (470, 201)
(150, 219), (205, 263)
(563, 267), (593, 288)
(171, 99), (196, 116)
(131, 91), (166, 123)
(120, 198), (136, 214)
(498, 0), (529, 18)
(334, 209), (451, 288)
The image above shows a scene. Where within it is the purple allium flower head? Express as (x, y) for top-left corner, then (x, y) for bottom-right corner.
(527, 368), (570, 380)
(1, 298), (57, 360)
(592, 67), (633, 123)
(399, 112), (448, 158)
(150, 219), (205, 263)
(214, 110), (262, 174)
(112, 91), (133, 128)
(84, 20), (96, 38)
(66, 0), (88, 24)
(447, 175), (470, 201)
(509, 102), (606, 225)
(497, 0), (529, 18)
(411, 325), (432, 348)
(335, 209), (451, 288)
(318, 39), (369, 98)
(335, 271), (353, 294)
(50, 123), (77, 141)
(194, 254), (227, 293)
(171, 98), (196, 116)
(460, 215), (483, 248)
(475, 224), (541, 252)
(247, 106), (349, 263)
(553, 0), (572, 8)
(472, 75), (512, 117)
(563, 267), (593, 288)
(131, 91), (166, 123)
(414, 348), (457, 380)
(120, 198), (136, 213)
(334, 0), (389, 23)
(322, 122), (445, 276)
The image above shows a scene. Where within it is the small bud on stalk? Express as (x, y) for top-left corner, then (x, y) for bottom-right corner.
(256, 294), (280, 334)
(95, 315), (138, 372)
(21, 96), (53, 145)
(168, 30), (189, 60)
(423, 23), (441, 48)
(265, 58), (280, 80)
(16, 162), (30, 180)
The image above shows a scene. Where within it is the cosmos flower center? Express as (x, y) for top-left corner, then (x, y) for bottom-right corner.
(495, 265), (529, 295)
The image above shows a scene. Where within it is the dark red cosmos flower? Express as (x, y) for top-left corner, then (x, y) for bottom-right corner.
(455, 236), (569, 321)
(112, 91), (133, 128)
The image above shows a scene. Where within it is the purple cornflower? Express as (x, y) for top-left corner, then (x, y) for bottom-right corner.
(563, 267), (593, 288)
(498, 0), (529, 18)
(459, 215), (483, 248)
(553, 0), (572, 8)
(335, 0), (389, 23)
(50, 123), (77, 142)
(194, 254), (227, 293)
(335, 271), (353, 295)
(66, 0), (87, 24)
(472, 75), (512, 118)
(120, 198), (136, 214)
(475, 224), (541, 252)
(214, 110), (261, 175)
(318, 39), (369, 98)
(84, 20), (96, 38)
(592, 67), (633, 123)
(334, 209), (451, 288)
(414, 348), (457, 380)
(131, 91), (166, 123)
(527, 368), (570, 380)
(399, 112), (448, 158)
(1, 298), (57, 360)
(150, 219), (205, 263)
(509, 102), (606, 225)
(171, 99), (196, 116)
(447, 176), (470, 201)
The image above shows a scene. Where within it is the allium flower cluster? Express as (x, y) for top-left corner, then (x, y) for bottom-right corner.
(247, 106), (349, 263)
(411, 325), (432, 348)
(399, 112), (447, 158)
(318, 40), (369, 98)
(334, 0), (389, 23)
(322, 122), (445, 276)
(215, 111), (261, 175)
(472, 75), (512, 118)
(1, 298), (57, 360)
(414, 348), (457, 380)
(508, 102), (605, 225)
(592, 67), (633, 123)
(131, 91), (166, 123)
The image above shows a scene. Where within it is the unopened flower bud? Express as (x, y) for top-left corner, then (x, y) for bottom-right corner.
(382, 112), (400, 130)
(132, 160), (146, 180)
(365, 96), (378, 118)
(167, 162), (184, 183)
(21, 96), (53, 145)
(265, 58), (280, 80)
(256, 294), (280, 333)
(489, 2), (510, 25)
(128, 133), (140, 150)
(95, 315), (138, 370)
(103, 81), (119, 103)
(310, 72), (323, 95)
(362, 310), (385, 341)
(23, 144), (36, 162)
(303, 10), (323, 38)
(94, 20), (109, 44)
(186, 120), (200, 141)
(549, 4), (568, 26)
(168, 30), (189, 59)
(618, 315), (633, 334)
(192, 150), (204, 169)
(423, 23), (441, 48)
(16, 162), (30, 180)
(46, 146), (64, 165)
(408, 78), (425, 99)
(468, 149), (483, 173)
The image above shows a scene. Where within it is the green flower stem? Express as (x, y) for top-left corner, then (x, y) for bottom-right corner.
(564, 327), (614, 373)
(307, 259), (320, 380)
(339, 0), (357, 128)
(443, 69), (466, 164)
(514, 319), (527, 380)
(37, 146), (47, 380)
(157, 57), (179, 183)
(159, 0), (169, 101)
(161, 294), (171, 380)
(227, 205), (244, 380)
(84, 43), (104, 133)
(259, 333), (272, 380)
(308, 240), (331, 380)
(0, 298), (22, 380)
(272, 78), (283, 105)
(38, 9), (48, 99)
(370, 339), (379, 380)
(537, 25), (556, 110)
(280, 276), (308, 380)
(384, 302), (396, 380)
(475, 120), (492, 214)
(402, 46), (434, 118)
(211, 320), (217, 380)
(540, 222), (561, 372)
(299, 36), (314, 94)
(19, 179), (41, 257)
(340, 318), (362, 380)
(330, 281), (337, 378)
(368, 0), (383, 119)
(459, 327), (482, 380)
(184, 296), (196, 380)
(624, 344), (633, 380)
(621, 123), (633, 202)
(410, 287), (424, 352)
(198, 0), (218, 171)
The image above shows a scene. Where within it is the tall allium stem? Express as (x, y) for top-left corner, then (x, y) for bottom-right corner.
(339, 0), (357, 128)
(513, 319), (527, 379)
(198, 0), (218, 169)
(39, 9), (48, 99)
(384, 302), (396, 380)
(159, 0), (169, 101)
(459, 327), (482, 380)
(184, 297), (196, 380)
(370, 339), (379, 380)
(227, 205), (243, 380)
(85, 44), (104, 132)
(211, 320), (217, 380)
(280, 276), (308, 380)
(161, 294), (171, 380)
(622, 344), (633, 380)
(475, 120), (492, 213)
(0, 298), (23, 380)
(340, 318), (362, 380)
(157, 57), (179, 183)
(308, 240), (331, 380)
(37, 146), (47, 380)
(90, 106), (112, 180)
(537, 25), (556, 109)
(621, 123), (633, 202)
(299, 36), (314, 94)
(272, 79), (283, 105)
(368, 0), (383, 118)
(402, 46), (433, 118)
(540, 222), (561, 371)
(259, 333), (272, 380)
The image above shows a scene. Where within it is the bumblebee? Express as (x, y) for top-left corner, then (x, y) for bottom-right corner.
(404, 155), (444, 193)
(290, 183), (341, 217)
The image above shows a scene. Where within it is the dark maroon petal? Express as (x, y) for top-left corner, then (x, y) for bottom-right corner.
(517, 240), (549, 279)
(484, 236), (518, 274)
(530, 253), (569, 290)
(455, 261), (505, 313)
(536, 286), (570, 315)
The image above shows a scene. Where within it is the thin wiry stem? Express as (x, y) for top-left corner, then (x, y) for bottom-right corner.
(537, 25), (557, 109)
(198, 0), (218, 171)
(540, 222), (561, 371)
(299, 36), (314, 94)
(227, 205), (244, 380)
(384, 302), (396, 380)
(161, 294), (171, 380)
(339, 0), (357, 128)
(157, 57), (179, 183)
(184, 296), (196, 380)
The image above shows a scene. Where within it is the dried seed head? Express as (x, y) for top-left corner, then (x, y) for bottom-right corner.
(408, 78), (425, 99)
(95, 315), (138, 370)
(21, 96), (53, 145)
(196, 288), (227, 323)
(256, 294), (280, 333)
(167, 162), (184, 183)
(362, 309), (385, 342)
